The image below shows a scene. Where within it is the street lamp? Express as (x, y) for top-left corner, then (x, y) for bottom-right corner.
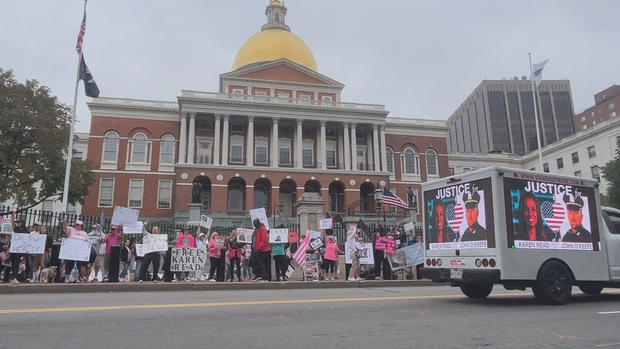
(373, 185), (385, 228)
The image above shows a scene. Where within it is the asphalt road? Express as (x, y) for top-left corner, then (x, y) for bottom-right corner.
(1, 286), (619, 349)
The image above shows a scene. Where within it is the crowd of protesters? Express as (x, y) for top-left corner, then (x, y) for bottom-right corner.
(0, 208), (424, 284)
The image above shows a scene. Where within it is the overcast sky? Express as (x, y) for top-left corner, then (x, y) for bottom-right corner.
(2, 1), (619, 132)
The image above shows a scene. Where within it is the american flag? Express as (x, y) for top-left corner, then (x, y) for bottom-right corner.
(382, 188), (408, 209)
(447, 202), (463, 230)
(293, 233), (311, 267)
(76, 5), (86, 54)
(542, 200), (565, 232)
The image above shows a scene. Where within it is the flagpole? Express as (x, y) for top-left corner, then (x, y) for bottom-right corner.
(529, 53), (544, 171)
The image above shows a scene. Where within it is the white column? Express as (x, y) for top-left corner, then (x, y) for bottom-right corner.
(338, 125), (344, 169)
(350, 123), (358, 171)
(271, 117), (279, 167)
(221, 114), (230, 165)
(380, 125), (387, 172)
(372, 124), (380, 172)
(187, 112), (196, 164)
(320, 121), (327, 170)
(343, 123), (350, 171)
(178, 113), (187, 164)
(296, 119), (303, 168)
(213, 114), (221, 165)
(246, 116), (254, 166)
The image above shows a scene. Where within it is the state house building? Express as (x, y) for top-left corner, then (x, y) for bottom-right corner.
(81, 1), (449, 226)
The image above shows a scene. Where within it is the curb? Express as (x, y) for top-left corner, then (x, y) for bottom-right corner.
(0, 280), (437, 294)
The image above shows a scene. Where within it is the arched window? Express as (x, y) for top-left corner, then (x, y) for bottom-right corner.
(227, 178), (246, 211)
(426, 149), (438, 176)
(386, 146), (394, 173)
(160, 135), (175, 165)
(328, 181), (345, 213)
(404, 148), (417, 174)
(254, 179), (272, 214)
(132, 133), (147, 163)
(103, 131), (119, 162)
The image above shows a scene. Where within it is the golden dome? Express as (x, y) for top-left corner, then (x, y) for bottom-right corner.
(233, 29), (318, 71)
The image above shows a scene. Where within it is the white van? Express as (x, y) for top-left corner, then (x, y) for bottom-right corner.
(420, 166), (620, 304)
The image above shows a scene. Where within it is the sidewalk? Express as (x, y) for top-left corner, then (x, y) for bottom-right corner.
(0, 279), (436, 294)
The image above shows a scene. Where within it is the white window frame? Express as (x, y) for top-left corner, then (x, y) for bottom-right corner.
(157, 180), (173, 209)
(128, 179), (144, 209)
(386, 147), (395, 177)
(426, 149), (439, 177)
(302, 139), (314, 167)
(126, 133), (152, 171)
(402, 148), (420, 180)
(101, 131), (119, 169)
(356, 145), (367, 171)
(254, 91), (268, 101)
(326, 140), (337, 168)
(196, 137), (213, 164)
(42, 199), (54, 212)
(159, 134), (176, 168)
(230, 135), (245, 164)
(254, 137), (269, 165)
(277, 92), (290, 100)
(279, 139), (292, 166)
(232, 88), (244, 99)
(588, 145), (596, 158)
(98, 178), (115, 208)
(299, 94), (312, 105)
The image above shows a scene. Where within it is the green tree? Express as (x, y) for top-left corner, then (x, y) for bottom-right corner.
(602, 138), (620, 209)
(0, 68), (94, 209)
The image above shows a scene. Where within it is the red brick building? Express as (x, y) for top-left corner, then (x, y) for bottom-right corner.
(574, 85), (620, 131)
(81, 1), (449, 226)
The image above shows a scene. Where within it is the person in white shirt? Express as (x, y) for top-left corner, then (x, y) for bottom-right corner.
(88, 224), (106, 282)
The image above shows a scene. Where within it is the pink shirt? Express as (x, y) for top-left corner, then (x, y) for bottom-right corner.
(208, 238), (221, 258)
(177, 234), (196, 248)
(106, 232), (122, 255)
(65, 226), (88, 241)
(324, 241), (341, 261)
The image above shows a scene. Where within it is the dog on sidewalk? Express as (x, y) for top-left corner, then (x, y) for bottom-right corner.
(37, 266), (58, 283)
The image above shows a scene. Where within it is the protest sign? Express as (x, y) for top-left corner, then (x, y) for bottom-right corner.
(59, 238), (92, 262)
(143, 234), (168, 254)
(319, 218), (333, 230)
(200, 215), (213, 229)
(250, 207), (270, 230)
(269, 228), (288, 244)
(387, 248), (407, 271)
(1, 218), (13, 234)
(345, 242), (374, 264)
(403, 221), (414, 233)
(308, 230), (322, 240)
(9, 233), (46, 254)
(303, 253), (319, 281)
(310, 237), (323, 251)
(170, 248), (206, 272)
(111, 206), (140, 226)
(288, 231), (299, 243)
(347, 224), (357, 235)
(236, 228), (253, 244)
(387, 244), (425, 271)
(122, 221), (143, 234)
(215, 237), (226, 249)
(376, 237), (396, 254)
(135, 243), (145, 258)
(285, 264), (295, 279)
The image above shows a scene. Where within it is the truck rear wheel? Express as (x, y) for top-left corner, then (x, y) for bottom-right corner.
(578, 285), (603, 295)
(533, 260), (573, 305)
(460, 283), (493, 299)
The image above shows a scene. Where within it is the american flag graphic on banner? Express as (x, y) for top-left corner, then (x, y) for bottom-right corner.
(447, 202), (464, 230)
(293, 233), (311, 267)
(541, 200), (565, 232)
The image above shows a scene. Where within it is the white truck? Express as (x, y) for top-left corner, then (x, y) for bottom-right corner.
(420, 166), (620, 304)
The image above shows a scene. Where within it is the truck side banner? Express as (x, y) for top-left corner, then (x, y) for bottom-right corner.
(424, 178), (495, 250)
(503, 176), (600, 251)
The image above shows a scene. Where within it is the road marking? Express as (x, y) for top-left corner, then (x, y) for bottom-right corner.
(596, 342), (620, 347)
(0, 293), (523, 315)
(597, 311), (620, 315)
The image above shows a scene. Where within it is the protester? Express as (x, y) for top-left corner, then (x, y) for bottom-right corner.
(207, 232), (222, 281)
(323, 236), (341, 281)
(26, 222), (41, 282)
(63, 218), (91, 283)
(139, 225), (162, 283)
(103, 225), (123, 282)
(345, 228), (356, 280)
(133, 240), (143, 282)
(119, 239), (133, 281)
(415, 235), (424, 280)
(272, 241), (288, 281)
(88, 224), (106, 282)
(252, 218), (270, 282)
(0, 244), (11, 282)
(9, 210), (29, 283)
(196, 232), (208, 281)
(228, 230), (242, 282)
(241, 244), (252, 281)
(349, 233), (362, 281)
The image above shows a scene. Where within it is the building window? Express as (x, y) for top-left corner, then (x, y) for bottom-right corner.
(73, 150), (84, 159)
(231, 124), (244, 133)
(588, 145), (596, 158)
(591, 165), (600, 182)
(103, 131), (119, 162)
(321, 96), (333, 103)
(255, 91), (267, 100)
(227, 178), (246, 211)
(42, 199), (54, 212)
(326, 140), (337, 168)
(404, 148), (417, 174)
(157, 180), (172, 209)
(197, 139), (212, 164)
(128, 179), (144, 208)
(230, 136), (244, 164)
(279, 139), (291, 165)
(580, 116), (586, 122)
(543, 163), (549, 173)
(98, 178), (114, 207)
(574, 170), (582, 177)
(357, 146), (367, 171)
(610, 102), (615, 109)
(386, 147), (394, 174)
(131, 133), (148, 163)
(232, 89), (244, 98)
(299, 94), (312, 104)
(556, 157), (564, 169)
(571, 152), (579, 163)
(255, 138), (269, 165)
(277, 92), (289, 99)
(449, 167), (455, 175)
(303, 140), (314, 167)
(426, 149), (438, 176)
(160, 135), (175, 165)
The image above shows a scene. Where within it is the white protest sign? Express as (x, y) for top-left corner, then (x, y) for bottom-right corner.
(387, 248), (408, 271)
(1, 218), (13, 234)
(319, 218), (333, 230)
(122, 221), (143, 234)
(59, 238), (92, 262)
(170, 248), (206, 272)
(143, 234), (168, 254)
(236, 228), (253, 244)
(308, 230), (322, 240)
(9, 233), (46, 254)
(111, 206), (140, 226)
(310, 237), (323, 251)
(200, 215), (213, 229)
(347, 225), (357, 235)
(403, 221), (414, 233)
(250, 207), (270, 230)
(269, 228), (289, 244)
(135, 243), (145, 258)
(215, 237), (226, 249)
(404, 243), (425, 266)
(346, 242), (375, 264)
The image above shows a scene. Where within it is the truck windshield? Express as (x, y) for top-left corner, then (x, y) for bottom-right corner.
(603, 210), (620, 235)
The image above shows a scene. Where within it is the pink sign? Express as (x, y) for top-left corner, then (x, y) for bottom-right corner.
(376, 237), (396, 254)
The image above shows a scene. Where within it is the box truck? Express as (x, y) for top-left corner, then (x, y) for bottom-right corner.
(420, 167), (620, 304)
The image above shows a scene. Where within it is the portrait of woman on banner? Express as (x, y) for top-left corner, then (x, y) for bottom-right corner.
(428, 199), (457, 243)
(515, 191), (555, 241)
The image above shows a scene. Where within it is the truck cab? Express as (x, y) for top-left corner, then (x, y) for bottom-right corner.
(420, 167), (620, 304)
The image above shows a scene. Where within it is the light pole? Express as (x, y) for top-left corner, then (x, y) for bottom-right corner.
(373, 185), (384, 229)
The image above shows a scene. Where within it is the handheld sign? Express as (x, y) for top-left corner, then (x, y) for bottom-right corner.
(200, 215), (213, 229)
(376, 237), (396, 254)
(135, 244), (145, 258)
(10, 233), (47, 254)
(249, 207), (270, 230)
(215, 237), (226, 249)
(1, 218), (13, 234)
(288, 231), (299, 244)
(170, 248), (206, 272)
(310, 238), (323, 251)
(143, 234), (168, 254)
(122, 221), (143, 234)
(59, 238), (92, 262)
(319, 218), (333, 230)
(269, 228), (289, 244)
(403, 221), (414, 233)
(236, 228), (253, 244)
(111, 206), (140, 226)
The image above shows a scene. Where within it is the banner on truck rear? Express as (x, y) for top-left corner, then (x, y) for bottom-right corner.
(424, 178), (495, 250)
(503, 175), (599, 251)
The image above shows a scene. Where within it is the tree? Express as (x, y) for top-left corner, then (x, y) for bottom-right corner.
(602, 138), (620, 209)
(0, 68), (94, 209)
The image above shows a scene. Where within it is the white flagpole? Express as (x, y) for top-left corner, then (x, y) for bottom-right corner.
(529, 53), (544, 171)
(61, 54), (82, 212)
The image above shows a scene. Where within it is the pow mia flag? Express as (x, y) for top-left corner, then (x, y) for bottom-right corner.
(79, 55), (100, 98)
